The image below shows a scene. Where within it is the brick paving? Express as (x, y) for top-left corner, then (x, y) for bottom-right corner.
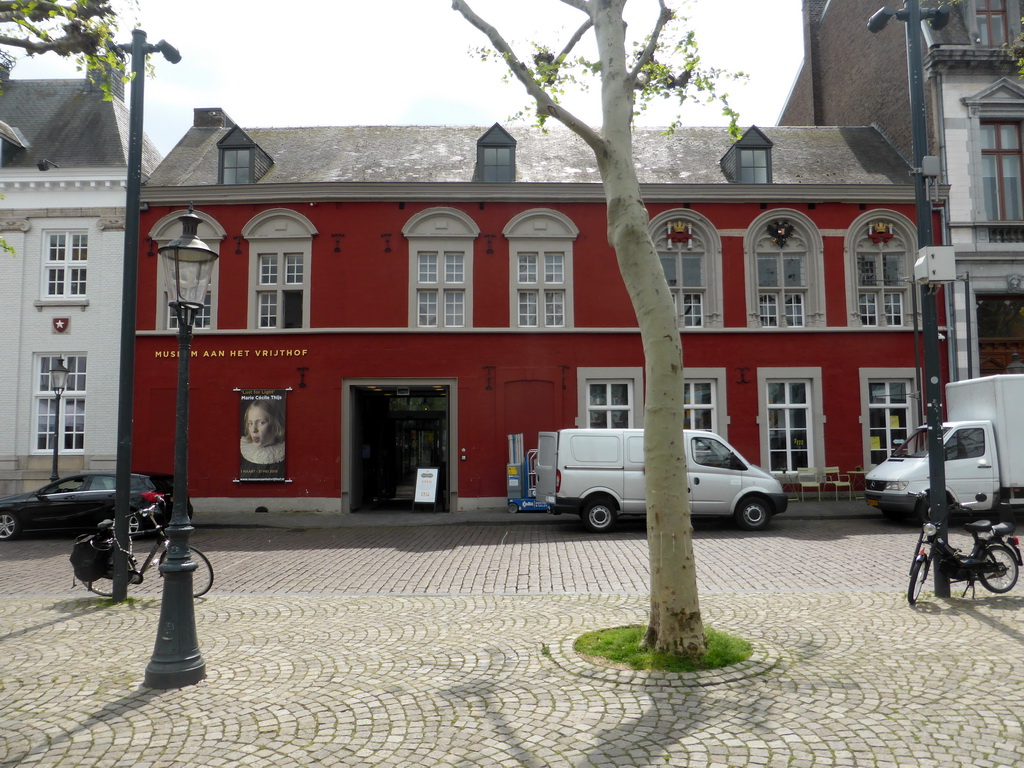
(2, 511), (1023, 767)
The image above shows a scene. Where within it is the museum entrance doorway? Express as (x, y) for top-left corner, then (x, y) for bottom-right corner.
(348, 382), (452, 511)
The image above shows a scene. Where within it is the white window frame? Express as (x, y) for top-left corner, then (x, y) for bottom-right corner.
(684, 380), (717, 432)
(414, 249), (467, 328)
(757, 367), (824, 473)
(650, 210), (724, 330)
(242, 209), (316, 331)
(514, 250), (567, 328)
(42, 230), (88, 300)
(34, 354), (87, 454)
(576, 367), (644, 429)
(255, 250), (306, 329)
(166, 291), (212, 330)
(845, 212), (916, 329)
(404, 208), (479, 330)
(149, 210), (226, 331)
(739, 148), (769, 184)
(745, 211), (825, 329)
(585, 380), (636, 429)
(505, 209), (577, 330)
(859, 368), (918, 469)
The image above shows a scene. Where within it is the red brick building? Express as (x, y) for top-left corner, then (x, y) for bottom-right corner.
(134, 110), (941, 515)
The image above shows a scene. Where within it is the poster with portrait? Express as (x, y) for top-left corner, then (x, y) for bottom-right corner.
(238, 389), (287, 481)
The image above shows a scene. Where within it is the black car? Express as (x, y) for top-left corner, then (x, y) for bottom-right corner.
(0, 472), (185, 541)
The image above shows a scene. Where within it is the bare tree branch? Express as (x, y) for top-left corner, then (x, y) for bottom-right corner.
(628, 0), (672, 80)
(451, 0), (605, 153)
(556, 17), (594, 62)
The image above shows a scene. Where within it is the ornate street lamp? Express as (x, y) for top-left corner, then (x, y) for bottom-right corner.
(48, 356), (69, 483)
(144, 207), (217, 689)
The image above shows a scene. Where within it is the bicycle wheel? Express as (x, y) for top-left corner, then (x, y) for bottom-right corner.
(85, 578), (113, 597)
(158, 545), (214, 597)
(978, 543), (1019, 594)
(908, 556), (930, 605)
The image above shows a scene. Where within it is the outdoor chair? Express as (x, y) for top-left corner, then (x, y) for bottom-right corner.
(822, 466), (853, 500)
(795, 467), (821, 501)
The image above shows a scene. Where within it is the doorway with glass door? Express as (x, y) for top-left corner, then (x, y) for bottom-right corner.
(349, 383), (451, 511)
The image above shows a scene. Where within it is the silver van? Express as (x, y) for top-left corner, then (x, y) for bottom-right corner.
(535, 429), (787, 532)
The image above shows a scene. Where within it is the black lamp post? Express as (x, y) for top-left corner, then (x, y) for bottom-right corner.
(111, 30), (181, 603)
(868, 1), (951, 596)
(143, 207), (217, 690)
(48, 356), (69, 483)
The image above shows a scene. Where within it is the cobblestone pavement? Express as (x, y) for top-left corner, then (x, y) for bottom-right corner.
(2, 515), (1023, 767)
(0, 515), (938, 596)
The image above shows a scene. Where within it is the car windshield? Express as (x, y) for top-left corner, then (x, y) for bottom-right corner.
(891, 427), (950, 459)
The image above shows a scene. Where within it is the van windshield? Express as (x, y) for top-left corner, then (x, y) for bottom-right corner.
(690, 435), (746, 471)
(890, 427), (950, 459)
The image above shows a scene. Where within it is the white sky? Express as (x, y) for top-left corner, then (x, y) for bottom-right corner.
(7, 0), (805, 157)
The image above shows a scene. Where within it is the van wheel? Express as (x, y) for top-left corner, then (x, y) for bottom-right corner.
(581, 497), (618, 533)
(734, 496), (771, 531)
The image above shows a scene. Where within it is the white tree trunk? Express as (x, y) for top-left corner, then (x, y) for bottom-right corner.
(589, 0), (705, 657)
(453, 0), (705, 657)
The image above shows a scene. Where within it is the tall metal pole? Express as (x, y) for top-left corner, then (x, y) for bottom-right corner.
(112, 30), (180, 602)
(49, 389), (63, 482)
(111, 30), (149, 602)
(902, 0), (951, 597)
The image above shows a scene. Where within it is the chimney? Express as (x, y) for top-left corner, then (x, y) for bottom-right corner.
(85, 62), (125, 101)
(193, 108), (235, 129)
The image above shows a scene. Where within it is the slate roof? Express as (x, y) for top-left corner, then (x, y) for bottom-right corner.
(0, 77), (161, 174)
(147, 122), (912, 188)
(925, 0), (971, 46)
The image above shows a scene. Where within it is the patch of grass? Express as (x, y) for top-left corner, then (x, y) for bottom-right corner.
(574, 625), (751, 672)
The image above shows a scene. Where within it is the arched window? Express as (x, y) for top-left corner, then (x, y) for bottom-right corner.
(845, 212), (916, 328)
(745, 211), (824, 329)
(504, 209), (578, 329)
(149, 210), (227, 331)
(403, 208), (479, 329)
(241, 209), (317, 330)
(649, 210), (723, 329)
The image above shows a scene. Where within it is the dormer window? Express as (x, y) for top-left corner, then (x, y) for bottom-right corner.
(720, 126), (773, 184)
(977, 0), (1009, 46)
(0, 120), (28, 168)
(739, 147), (769, 183)
(222, 148), (252, 184)
(217, 126), (272, 185)
(476, 123), (516, 182)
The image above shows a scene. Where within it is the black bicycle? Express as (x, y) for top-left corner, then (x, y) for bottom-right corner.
(907, 500), (1021, 605)
(71, 494), (214, 598)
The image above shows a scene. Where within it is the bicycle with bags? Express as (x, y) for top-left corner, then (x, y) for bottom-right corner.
(70, 491), (214, 598)
(907, 494), (1022, 605)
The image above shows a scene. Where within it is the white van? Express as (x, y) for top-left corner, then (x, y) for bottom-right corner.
(865, 374), (1024, 519)
(535, 429), (787, 532)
